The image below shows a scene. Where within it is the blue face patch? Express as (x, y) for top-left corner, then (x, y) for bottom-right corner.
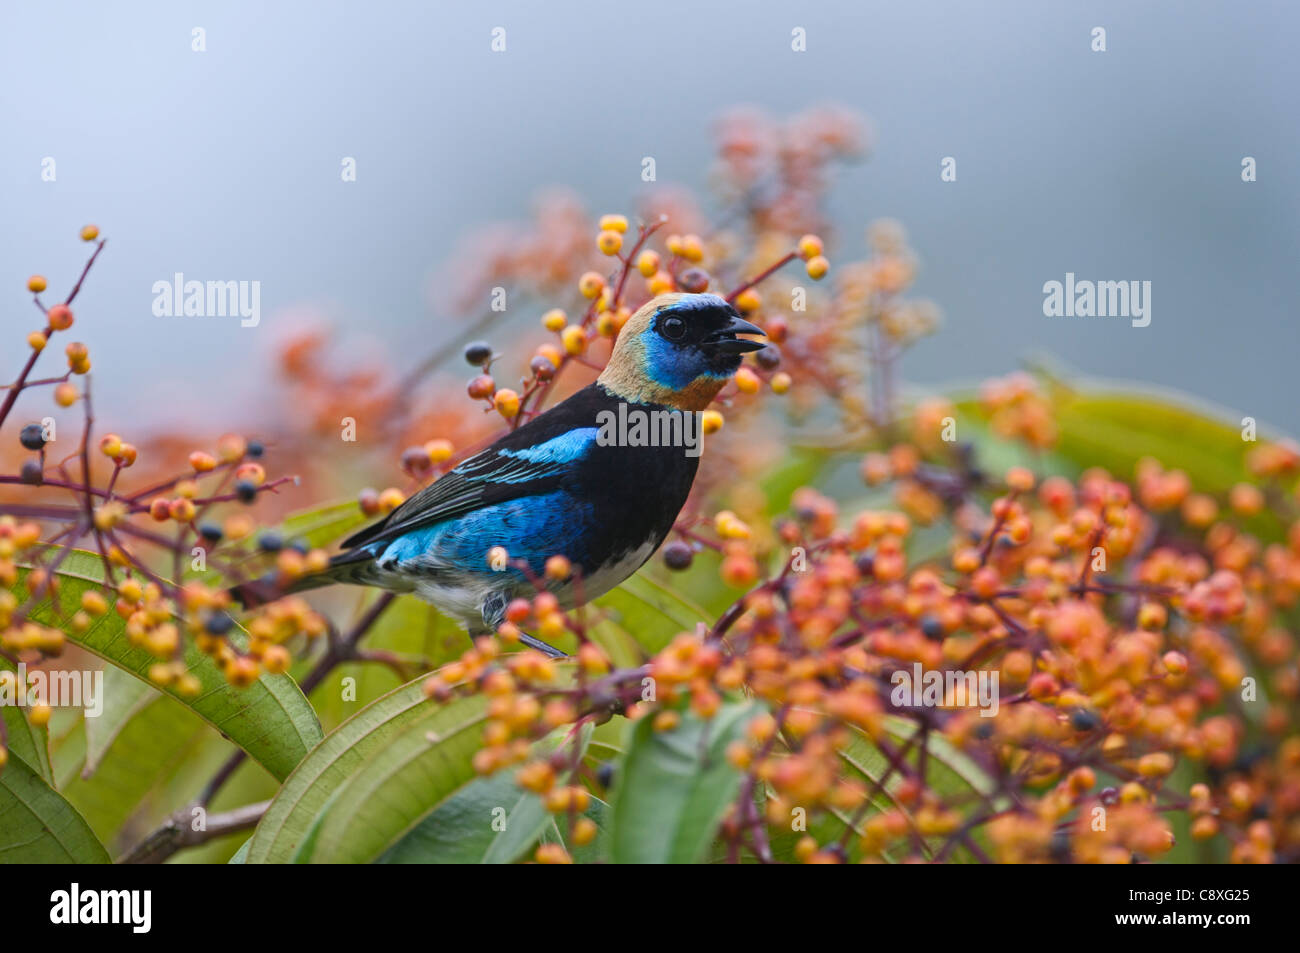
(638, 322), (730, 390)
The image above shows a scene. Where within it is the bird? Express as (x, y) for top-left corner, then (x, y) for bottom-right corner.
(234, 292), (764, 657)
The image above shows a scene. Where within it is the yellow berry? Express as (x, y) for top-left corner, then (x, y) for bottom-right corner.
(494, 388), (521, 419)
(262, 644), (290, 674)
(47, 305), (74, 331)
(734, 288), (761, 313)
(561, 325), (586, 356)
(81, 590), (108, 615)
(27, 275), (47, 294)
(734, 366), (761, 394)
(188, 451), (217, 472)
(770, 372), (792, 394)
(652, 710), (680, 732)
(797, 234), (824, 259)
(636, 250), (660, 277)
(701, 410), (724, 434)
(598, 214), (628, 234)
(99, 433), (122, 458)
(534, 843), (572, 864)
(648, 270), (674, 295)
(27, 331), (47, 351)
(806, 255), (829, 280)
(596, 230), (623, 255)
(1005, 467), (1035, 493)
(425, 438), (454, 463)
(542, 308), (567, 332)
(714, 510), (751, 540)
(578, 272), (605, 299)
(53, 382), (78, 407)
(80, 224), (99, 241)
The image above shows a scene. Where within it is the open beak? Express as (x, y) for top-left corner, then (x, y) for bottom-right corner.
(708, 315), (767, 354)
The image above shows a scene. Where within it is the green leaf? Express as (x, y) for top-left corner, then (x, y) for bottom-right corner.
(0, 656), (53, 785)
(592, 572), (710, 657)
(959, 384), (1288, 538)
(881, 716), (998, 800)
(378, 770), (521, 864)
(377, 723), (594, 864)
(609, 701), (760, 864)
(308, 691), (489, 863)
(0, 752), (110, 863)
(308, 593), (467, 730)
(228, 836), (251, 863)
(83, 665), (156, 776)
(246, 676), (435, 862)
(16, 550), (322, 781)
(481, 722), (592, 864)
(1053, 391), (1253, 492)
(538, 794), (610, 864)
(278, 499), (373, 548)
(59, 691), (211, 847)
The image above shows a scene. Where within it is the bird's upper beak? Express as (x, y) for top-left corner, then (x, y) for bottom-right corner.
(707, 314), (767, 353)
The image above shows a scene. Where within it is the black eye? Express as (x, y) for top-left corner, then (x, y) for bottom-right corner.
(661, 316), (686, 340)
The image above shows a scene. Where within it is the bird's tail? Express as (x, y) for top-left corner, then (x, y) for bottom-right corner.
(228, 550), (378, 609)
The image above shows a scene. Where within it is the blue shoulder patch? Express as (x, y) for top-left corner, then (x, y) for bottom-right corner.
(498, 427), (598, 465)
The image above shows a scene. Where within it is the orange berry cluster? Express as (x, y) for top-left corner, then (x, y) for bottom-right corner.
(417, 409), (1300, 863)
(4, 235), (330, 695)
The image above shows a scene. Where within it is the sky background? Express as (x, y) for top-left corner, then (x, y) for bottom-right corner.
(3, 0), (1297, 434)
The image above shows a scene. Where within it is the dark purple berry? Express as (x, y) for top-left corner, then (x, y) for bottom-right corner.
(464, 341), (493, 366)
(204, 611), (234, 635)
(20, 423), (46, 451)
(662, 540), (694, 571)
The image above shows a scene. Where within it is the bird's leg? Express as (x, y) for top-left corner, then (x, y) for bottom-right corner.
(479, 592), (568, 659)
(515, 631), (569, 659)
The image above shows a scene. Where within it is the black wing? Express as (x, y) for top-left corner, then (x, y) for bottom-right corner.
(339, 384), (611, 552)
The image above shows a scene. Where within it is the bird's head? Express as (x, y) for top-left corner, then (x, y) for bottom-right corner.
(596, 293), (765, 410)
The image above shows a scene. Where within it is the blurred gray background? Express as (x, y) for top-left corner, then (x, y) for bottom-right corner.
(3, 0), (1296, 432)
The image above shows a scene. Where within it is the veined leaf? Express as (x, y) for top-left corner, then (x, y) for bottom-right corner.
(593, 572), (710, 656)
(308, 691), (489, 863)
(0, 656), (53, 785)
(0, 751), (109, 863)
(83, 665), (157, 776)
(246, 676), (435, 862)
(16, 549), (321, 781)
(379, 722), (596, 864)
(609, 701), (760, 864)
(59, 692), (211, 847)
